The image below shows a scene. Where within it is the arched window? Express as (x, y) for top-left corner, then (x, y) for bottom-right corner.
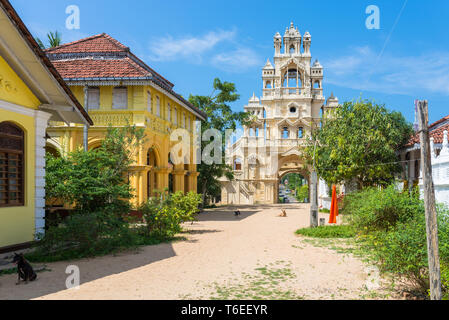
(289, 45), (295, 54)
(167, 103), (171, 122)
(234, 158), (242, 171)
(265, 81), (272, 89)
(298, 127), (304, 138)
(282, 127), (289, 139)
(0, 122), (24, 207)
(168, 153), (174, 193)
(283, 69), (301, 88)
(314, 81), (320, 89)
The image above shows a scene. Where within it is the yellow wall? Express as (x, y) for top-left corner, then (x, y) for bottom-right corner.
(0, 57), (42, 248)
(0, 56), (40, 109)
(0, 108), (36, 248)
(48, 83), (199, 207)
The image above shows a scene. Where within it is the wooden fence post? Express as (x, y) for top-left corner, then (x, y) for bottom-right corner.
(417, 100), (442, 300)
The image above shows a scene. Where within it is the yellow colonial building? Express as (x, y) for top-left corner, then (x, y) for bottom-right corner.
(45, 33), (206, 206)
(0, 0), (92, 251)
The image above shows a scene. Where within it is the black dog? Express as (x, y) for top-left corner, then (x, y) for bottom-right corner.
(234, 210), (241, 217)
(12, 253), (37, 285)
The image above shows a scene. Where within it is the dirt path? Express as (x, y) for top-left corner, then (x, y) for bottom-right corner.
(0, 204), (394, 300)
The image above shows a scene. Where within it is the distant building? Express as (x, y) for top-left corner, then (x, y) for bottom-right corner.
(400, 115), (449, 188)
(400, 115), (449, 206)
(220, 22), (339, 205)
(45, 34), (207, 206)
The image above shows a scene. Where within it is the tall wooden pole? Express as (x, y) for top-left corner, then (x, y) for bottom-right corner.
(417, 100), (442, 300)
(310, 170), (318, 228)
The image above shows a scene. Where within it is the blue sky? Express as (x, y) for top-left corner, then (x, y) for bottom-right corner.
(11, 0), (449, 123)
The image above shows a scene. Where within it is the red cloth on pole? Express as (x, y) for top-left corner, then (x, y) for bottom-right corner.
(329, 185), (337, 224)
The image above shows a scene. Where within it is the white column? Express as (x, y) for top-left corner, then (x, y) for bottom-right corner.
(34, 110), (52, 239)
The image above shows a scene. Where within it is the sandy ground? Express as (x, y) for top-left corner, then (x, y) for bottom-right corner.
(0, 204), (395, 300)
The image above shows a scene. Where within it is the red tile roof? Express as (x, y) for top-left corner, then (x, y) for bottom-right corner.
(407, 115), (449, 146)
(46, 33), (173, 87)
(45, 33), (128, 54)
(45, 33), (207, 120)
(52, 57), (150, 79)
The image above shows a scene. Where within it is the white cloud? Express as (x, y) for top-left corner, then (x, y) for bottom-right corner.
(211, 48), (261, 73)
(324, 46), (449, 96)
(148, 29), (236, 62)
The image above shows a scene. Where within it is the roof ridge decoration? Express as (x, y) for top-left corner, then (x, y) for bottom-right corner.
(45, 33), (129, 53)
(263, 59), (274, 69)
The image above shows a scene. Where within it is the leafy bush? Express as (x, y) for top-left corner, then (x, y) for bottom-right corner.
(343, 185), (423, 233)
(296, 225), (356, 238)
(358, 204), (449, 294)
(296, 185), (309, 203)
(28, 212), (140, 262)
(45, 125), (145, 215)
(139, 191), (202, 237)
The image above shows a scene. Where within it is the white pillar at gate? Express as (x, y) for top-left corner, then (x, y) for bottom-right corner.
(34, 110), (52, 239)
(318, 178), (331, 210)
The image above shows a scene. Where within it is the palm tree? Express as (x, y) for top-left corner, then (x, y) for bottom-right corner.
(35, 37), (46, 50)
(35, 31), (62, 50)
(47, 31), (62, 48)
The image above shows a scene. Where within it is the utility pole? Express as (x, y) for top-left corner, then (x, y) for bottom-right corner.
(83, 85), (89, 151)
(310, 140), (318, 228)
(417, 100), (442, 300)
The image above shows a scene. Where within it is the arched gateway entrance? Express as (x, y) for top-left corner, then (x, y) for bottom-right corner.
(219, 22), (339, 206)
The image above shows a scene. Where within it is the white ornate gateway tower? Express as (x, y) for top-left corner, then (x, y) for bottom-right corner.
(220, 22), (339, 205)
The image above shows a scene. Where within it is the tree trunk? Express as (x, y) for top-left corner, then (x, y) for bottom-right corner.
(200, 183), (207, 211)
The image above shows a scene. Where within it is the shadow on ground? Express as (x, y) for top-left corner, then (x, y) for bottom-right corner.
(0, 241), (178, 300)
(0, 204), (307, 300)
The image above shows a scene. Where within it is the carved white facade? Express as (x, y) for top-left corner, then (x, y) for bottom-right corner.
(221, 22), (339, 205)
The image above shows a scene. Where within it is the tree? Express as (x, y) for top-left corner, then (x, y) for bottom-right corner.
(36, 31), (62, 50)
(303, 99), (413, 189)
(45, 125), (146, 215)
(189, 78), (251, 206)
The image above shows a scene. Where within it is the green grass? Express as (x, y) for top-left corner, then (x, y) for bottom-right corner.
(296, 225), (356, 239)
(207, 261), (304, 300)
